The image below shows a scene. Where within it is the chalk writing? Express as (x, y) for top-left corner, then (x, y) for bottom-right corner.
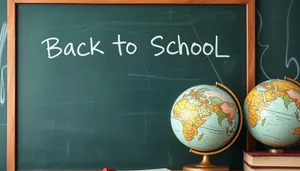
(128, 73), (202, 81)
(151, 35), (229, 57)
(258, 0), (299, 80)
(41, 34), (230, 59)
(112, 34), (138, 56)
(257, 10), (270, 80)
(0, 65), (6, 105)
(0, 22), (7, 105)
(285, 0), (299, 80)
(41, 37), (104, 59)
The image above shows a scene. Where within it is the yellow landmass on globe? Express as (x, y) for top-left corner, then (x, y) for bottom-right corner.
(245, 88), (269, 128)
(246, 80), (300, 128)
(271, 80), (299, 91)
(173, 98), (198, 118)
(182, 115), (206, 141)
(173, 98), (206, 141)
(293, 128), (300, 135)
(199, 104), (212, 118)
(190, 90), (236, 126)
(265, 80), (300, 109)
(183, 89), (204, 103)
(265, 89), (277, 102)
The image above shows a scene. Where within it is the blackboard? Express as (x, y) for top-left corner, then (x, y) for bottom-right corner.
(256, 0), (300, 83)
(256, 0), (300, 150)
(8, 1), (255, 171)
(0, 0), (7, 170)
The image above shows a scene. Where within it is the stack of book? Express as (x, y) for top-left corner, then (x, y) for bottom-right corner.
(243, 150), (300, 171)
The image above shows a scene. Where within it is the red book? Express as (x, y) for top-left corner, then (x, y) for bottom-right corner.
(243, 160), (300, 171)
(243, 150), (300, 168)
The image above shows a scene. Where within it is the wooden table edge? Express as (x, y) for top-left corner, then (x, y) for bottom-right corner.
(17, 169), (243, 171)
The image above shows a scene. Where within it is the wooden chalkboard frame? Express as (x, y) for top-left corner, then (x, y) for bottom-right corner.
(7, 0), (255, 170)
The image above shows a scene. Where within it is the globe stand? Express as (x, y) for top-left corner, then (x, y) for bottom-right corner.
(181, 82), (244, 171)
(269, 148), (284, 154)
(183, 155), (229, 171)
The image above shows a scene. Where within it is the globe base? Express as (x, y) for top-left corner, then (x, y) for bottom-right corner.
(183, 155), (229, 171)
(269, 149), (284, 154)
(183, 164), (229, 171)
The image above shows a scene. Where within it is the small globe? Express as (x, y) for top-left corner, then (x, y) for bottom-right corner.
(243, 79), (300, 148)
(170, 84), (240, 152)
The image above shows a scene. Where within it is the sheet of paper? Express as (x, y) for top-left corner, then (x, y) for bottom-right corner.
(119, 168), (170, 171)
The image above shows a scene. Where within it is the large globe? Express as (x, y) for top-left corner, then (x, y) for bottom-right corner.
(170, 84), (239, 152)
(244, 79), (300, 147)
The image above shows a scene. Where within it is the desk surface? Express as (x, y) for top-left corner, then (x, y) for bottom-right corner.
(17, 169), (246, 171)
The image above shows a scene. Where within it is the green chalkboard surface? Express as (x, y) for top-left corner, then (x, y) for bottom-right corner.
(256, 0), (300, 150)
(17, 4), (247, 170)
(0, 0), (7, 170)
(256, 0), (300, 83)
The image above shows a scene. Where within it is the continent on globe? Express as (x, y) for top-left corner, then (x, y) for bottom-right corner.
(294, 128), (300, 135)
(244, 88), (268, 128)
(244, 79), (300, 148)
(261, 80), (300, 109)
(261, 118), (266, 126)
(171, 85), (239, 152)
(173, 98), (206, 141)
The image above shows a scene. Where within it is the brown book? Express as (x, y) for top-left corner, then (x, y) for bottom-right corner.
(243, 151), (300, 167)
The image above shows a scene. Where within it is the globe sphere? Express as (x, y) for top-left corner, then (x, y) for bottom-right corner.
(170, 84), (239, 152)
(243, 79), (300, 148)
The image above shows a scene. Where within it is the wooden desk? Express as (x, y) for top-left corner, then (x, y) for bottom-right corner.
(18, 169), (243, 171)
